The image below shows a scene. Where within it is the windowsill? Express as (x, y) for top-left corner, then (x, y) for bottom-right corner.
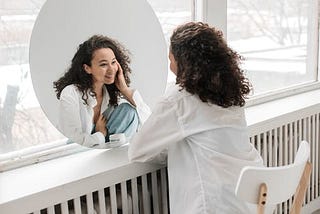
(0, 146), (162, 209)
(1, 88), (320, 209)
(0, 146), (126, 206)
(245, 88), (320, 127)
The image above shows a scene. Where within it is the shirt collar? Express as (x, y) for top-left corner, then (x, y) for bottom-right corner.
(87, 86), (110, 109)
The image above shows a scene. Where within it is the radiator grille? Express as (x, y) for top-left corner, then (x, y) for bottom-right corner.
(31, 168), (168, 214)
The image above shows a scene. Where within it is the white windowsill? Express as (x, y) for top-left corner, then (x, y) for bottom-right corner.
(245, 88), (320, 126)
(0, 88), (320, 210)
(0, 145), (162, 212)
(0, 146), (129, 206)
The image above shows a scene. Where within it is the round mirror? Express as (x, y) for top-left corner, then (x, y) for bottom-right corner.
(29, 0), (168, 134)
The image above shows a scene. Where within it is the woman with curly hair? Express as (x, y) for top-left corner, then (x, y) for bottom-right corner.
(129, 22), (263, 213)
(54, 35), (150, 148)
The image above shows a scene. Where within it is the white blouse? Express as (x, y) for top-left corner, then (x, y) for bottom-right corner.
(58, 85), (150, 147)
(128, 84), (263, 214)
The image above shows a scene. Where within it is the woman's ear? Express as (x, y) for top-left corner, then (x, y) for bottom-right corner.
(83, 64), (91, 74)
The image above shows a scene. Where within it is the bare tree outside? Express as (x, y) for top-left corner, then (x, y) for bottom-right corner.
(0, 0), (65, 154)
(227, 0), (314, 95)
(228, 0), (308, 45)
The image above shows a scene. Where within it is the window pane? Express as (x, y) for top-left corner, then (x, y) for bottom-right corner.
(227, 0), (316, 95)
(0, 0), (65, 154)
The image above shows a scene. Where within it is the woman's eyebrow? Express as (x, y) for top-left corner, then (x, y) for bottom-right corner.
(98, 59), (108, 63)
(98, 57), (116, 63)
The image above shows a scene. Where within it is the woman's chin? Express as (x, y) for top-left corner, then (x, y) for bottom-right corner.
(104, 79), (115, 85)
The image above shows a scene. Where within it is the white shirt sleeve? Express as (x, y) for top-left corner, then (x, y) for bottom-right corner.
(128, 98), (184, 163)
(58, 86), (105, 147)
(132, 90), (151, 124)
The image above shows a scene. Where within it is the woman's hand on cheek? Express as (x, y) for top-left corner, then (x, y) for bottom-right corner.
(115, 61), (135, 106)
(115, 61), (128, 92)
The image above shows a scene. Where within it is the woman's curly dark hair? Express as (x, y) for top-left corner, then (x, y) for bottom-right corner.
(170, 22), (251, 107)
(53, 35), (131, 106)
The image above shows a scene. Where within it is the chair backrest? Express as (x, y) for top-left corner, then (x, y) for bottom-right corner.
(235, 141), (311, 214)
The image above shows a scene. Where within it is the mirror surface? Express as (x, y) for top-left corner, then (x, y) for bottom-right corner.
(29, 0), (168, 134)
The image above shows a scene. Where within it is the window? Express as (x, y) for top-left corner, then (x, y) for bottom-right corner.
(227, 0), (319, 96)
(0, 0), (65, 154)
(0, 0), (192, 170)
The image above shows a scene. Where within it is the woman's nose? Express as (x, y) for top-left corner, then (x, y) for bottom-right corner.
(106, 65), (116, 73)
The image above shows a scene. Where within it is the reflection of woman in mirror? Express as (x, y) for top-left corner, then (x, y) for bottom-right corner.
(53, 35), (150, 147)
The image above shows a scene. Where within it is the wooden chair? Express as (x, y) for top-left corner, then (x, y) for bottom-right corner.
(235, 141), (312, 214)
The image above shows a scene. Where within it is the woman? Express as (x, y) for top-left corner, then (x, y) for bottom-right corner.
(54, 35), (150, 148)
(128, 22), (263, 213)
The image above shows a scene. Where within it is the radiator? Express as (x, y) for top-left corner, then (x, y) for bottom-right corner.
(23, 105), (320, 214)
(29, 168), (169, 214)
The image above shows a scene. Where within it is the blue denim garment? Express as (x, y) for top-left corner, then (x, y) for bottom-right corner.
(103, 102), (139, 142)
(67, 103), (139, 144)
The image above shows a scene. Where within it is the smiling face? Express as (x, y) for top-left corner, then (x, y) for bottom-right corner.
(84, 48), (118, 86)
